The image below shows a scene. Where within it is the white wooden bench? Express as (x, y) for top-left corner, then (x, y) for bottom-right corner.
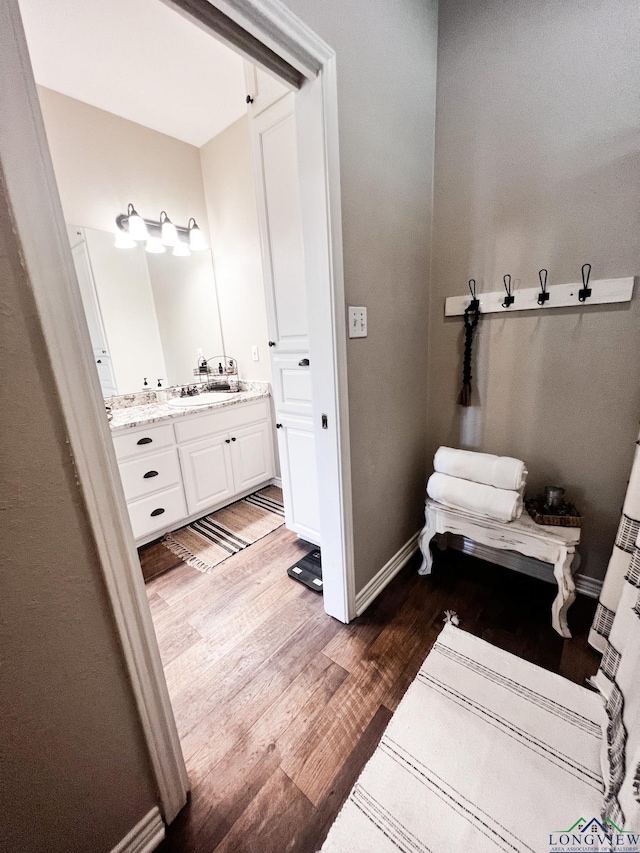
(418, 498), (581, 637)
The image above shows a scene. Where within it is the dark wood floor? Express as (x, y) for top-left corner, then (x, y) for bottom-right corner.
(143, 526), (600, 853)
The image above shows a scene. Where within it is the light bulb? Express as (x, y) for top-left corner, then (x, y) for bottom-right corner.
(160, 211), (178, 246)
(127, 203), (148, 241)
(188, 217), (207, 251)
(114, 229), (136, 248)
(145, 236), (166, 254)
(172, 240), (191, 257)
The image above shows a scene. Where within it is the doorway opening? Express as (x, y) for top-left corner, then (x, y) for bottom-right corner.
(7, 0), (352, 825)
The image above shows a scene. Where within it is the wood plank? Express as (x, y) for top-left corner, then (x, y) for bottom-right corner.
(146, 591), (170, 618)
(139, 536), (183, 582)
(212, 768), (314, 853)
(166, 583), (322, 729)
(287, 705), (393, 853)
(321, 561), (419, 672)
(180, 605), (340, 785)
(171, 656), (347, 852)
(151, 607), (203, 667)
(280, 570), (443, 805)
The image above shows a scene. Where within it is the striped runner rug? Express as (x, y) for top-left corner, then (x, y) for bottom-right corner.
(162, 485), (285, 574)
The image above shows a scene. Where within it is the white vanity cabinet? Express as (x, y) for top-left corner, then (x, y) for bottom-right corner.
(178, 421), (273, 516)
(113, 426), (187, 541)
(112, 398), (275, 545)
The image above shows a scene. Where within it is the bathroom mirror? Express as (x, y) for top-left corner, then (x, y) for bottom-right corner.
(67, 224), (224, 396)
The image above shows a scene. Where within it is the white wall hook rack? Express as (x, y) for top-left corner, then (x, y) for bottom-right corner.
(445, 276), (634, 317)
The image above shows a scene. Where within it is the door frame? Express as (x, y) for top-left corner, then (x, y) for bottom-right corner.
(1, 0), (353, 825)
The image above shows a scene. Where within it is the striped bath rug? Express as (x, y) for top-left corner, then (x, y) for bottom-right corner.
(162, 486), (285, 574)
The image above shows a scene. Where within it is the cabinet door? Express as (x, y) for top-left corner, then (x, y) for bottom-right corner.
(251, 94), (308, 354)
(276, 415), (321, 545)
(271, 353), (313, 417)
(179, 435), (236, 516)
(229, 422), (275, 494)
(244, 62), (288, 116)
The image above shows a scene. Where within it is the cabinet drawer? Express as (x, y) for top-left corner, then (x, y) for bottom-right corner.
(113, 423), (175, 461)
(127, 486), (187, 541)
(118, 448), (181, 502)
(174, 400), (270, 445)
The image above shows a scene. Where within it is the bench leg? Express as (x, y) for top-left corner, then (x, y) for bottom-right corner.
(551, 547), (577, 638)
(418, 507), (436, 576)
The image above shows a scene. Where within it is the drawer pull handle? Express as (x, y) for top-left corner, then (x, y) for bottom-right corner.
(150, 508), (165, 517)
(298, 358), (310, 366)
(137, 437), (153, 445)
(143, 470), (159, 479)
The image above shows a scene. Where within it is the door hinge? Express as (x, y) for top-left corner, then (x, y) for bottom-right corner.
(321, 414), (328, 429)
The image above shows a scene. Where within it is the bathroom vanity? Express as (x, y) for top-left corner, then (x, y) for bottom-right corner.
(110, 391), (275, 544)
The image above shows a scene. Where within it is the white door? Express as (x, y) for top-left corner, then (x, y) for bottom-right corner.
(179, 435), (236, 516)
(249, 91), (321, 545)
(229, 422), (275, 493)
(275, 414), (321, 545)
(252, 94), (309, 355)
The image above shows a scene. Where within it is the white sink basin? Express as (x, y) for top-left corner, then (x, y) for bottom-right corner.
(168, 391), (235, 408)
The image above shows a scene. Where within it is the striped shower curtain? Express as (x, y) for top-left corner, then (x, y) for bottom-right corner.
(589, 427), (640, 652)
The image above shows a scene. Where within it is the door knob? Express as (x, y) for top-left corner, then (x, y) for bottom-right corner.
(276, 423), (282, 429)
(225, 439), (231, 444)
(231, 437), (236, 442)
(268, 341), (276, 347)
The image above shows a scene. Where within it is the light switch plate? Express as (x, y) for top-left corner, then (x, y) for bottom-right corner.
(348, 306), (367, 338)
(251, 345), (259, 361)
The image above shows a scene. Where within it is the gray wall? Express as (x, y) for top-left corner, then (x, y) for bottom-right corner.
(283, 0), (439, 590)
(429, 0), (640, 580)
(0, 176), (157, 849)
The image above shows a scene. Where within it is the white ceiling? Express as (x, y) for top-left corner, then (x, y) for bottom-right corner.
(18, 0), (248, 147)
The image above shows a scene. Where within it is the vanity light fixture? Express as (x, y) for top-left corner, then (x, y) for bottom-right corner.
(188, 217), (207, 251)
(145, 236), (166, 254)
(126, 203), (149, 241)
(114, 229), (136, 249)
(160, 210), (179, 247)
(172, 241), (191, 257)
(115, 204), (203, 256)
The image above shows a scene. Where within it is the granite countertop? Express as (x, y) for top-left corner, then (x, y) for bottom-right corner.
(109, 389), (271, 431)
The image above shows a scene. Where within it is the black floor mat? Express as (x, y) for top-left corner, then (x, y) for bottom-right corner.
(287, 548), (323, 593)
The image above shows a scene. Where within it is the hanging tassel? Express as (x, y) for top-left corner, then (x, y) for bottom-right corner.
(458, 299), (481, 407)
(443, 610), (460, 626)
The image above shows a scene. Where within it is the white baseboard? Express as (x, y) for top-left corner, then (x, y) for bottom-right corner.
(356, 532), (420, 616)
(445, 534), (603, 599)
(270, 476), (283, 488)
(110, 807), (165, 853)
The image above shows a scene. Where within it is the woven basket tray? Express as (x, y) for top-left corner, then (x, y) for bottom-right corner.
(525, 498), (582, 528)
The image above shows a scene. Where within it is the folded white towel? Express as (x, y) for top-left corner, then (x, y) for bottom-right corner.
(427, 472), (523, 523)
(433, 446), (527, 491)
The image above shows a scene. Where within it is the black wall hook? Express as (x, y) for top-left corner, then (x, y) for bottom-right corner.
(468, 279), (479, 311)
(579, 263), (592, 302)
(502, 274), (514, 308)
(537, 269), (550, 305)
